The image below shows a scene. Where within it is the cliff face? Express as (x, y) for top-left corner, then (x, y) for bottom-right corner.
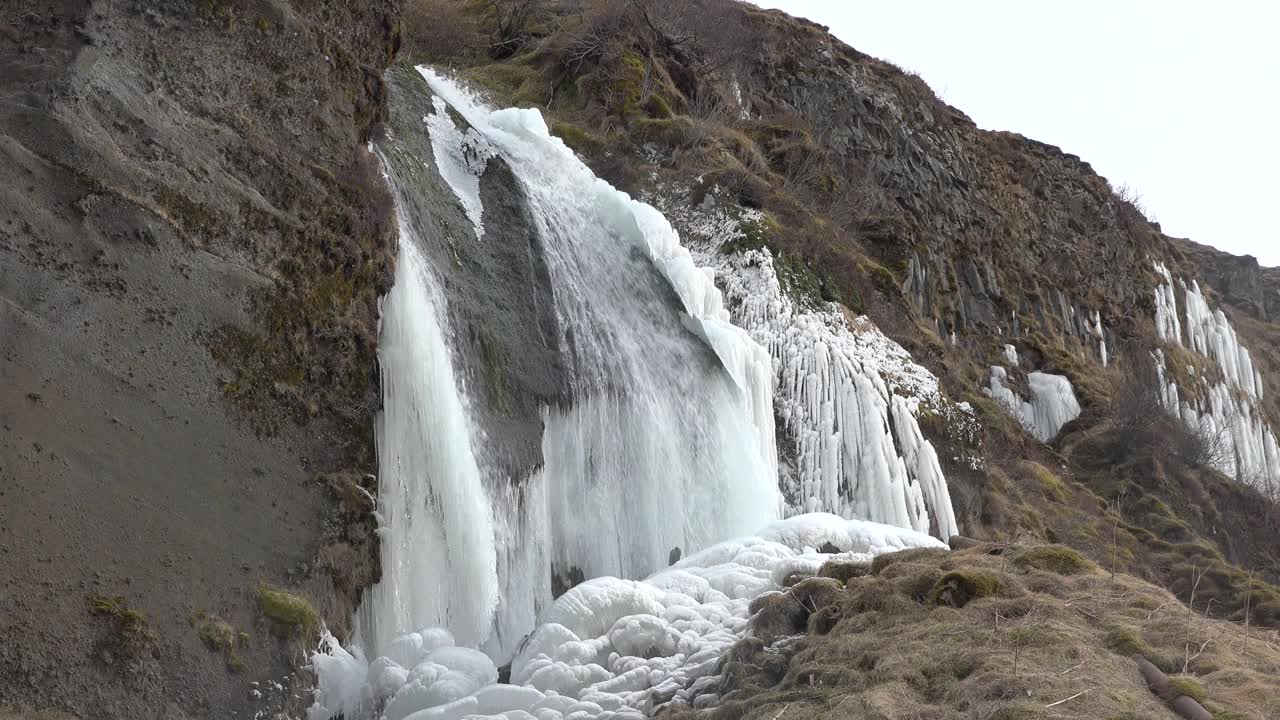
(1, 1), (398, 716)
(408, 0), (1280, 634)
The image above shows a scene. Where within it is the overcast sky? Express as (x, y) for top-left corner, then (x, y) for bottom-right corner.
(751, 0), (1280, 266)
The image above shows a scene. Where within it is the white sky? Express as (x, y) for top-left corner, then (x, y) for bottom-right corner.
(751, 0), (1280, 266)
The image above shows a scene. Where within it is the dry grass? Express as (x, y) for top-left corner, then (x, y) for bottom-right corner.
(665, 544), (1280, 720)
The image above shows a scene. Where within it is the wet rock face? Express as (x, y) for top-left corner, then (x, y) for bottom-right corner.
(1, 0), (398, 717)
(381, 65), (567, 482)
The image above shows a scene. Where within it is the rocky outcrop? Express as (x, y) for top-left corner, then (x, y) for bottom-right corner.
(1, 1), (398, 717)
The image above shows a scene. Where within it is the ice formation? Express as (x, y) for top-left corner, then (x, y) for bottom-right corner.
(424, 95), (494, 238)
(420, 67), (781, 584)
(314, 67), (972, 720)
(349, 66), (791, 684)
(653, 199), (960, 541)
(1151, 263), (1279, 488)
(361, 221), (499, 652)
(311, 514), (944, 720)
(984, 367), (1082, 442)
(1003, 343), (1019, 366)
(1090, 311), (1108, 367)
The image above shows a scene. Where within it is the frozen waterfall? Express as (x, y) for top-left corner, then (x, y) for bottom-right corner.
(1151, 262), (1279, 488)
(311, 68), (962, 720)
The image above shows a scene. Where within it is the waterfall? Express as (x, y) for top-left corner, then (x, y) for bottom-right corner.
(309, 68), (949, 720)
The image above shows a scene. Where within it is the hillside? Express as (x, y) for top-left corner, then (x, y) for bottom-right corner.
(3, 0), (1279, 718)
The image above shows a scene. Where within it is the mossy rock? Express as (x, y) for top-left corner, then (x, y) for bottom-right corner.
(256, 584), (319, 636)
(1104, 623), (1174, 672)
(1021, 460), (1069, 503)
(87, 594), (150, 637)
(549, 120), (602, 155)
(1013, 545), (1096, 575)
(929, 569), (1003, 608)
(817, 560), (870, 585)
(193, 611), (248, 673)
(1168, 677), (1207, 704)
(870, 547), (948, 576)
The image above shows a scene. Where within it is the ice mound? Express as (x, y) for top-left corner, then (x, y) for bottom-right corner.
(985, 366), (1081, 442)
(649, 196), (963, 540)
(309, 514), (942, 720)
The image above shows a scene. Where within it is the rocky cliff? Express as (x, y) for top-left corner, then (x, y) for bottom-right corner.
(4, 0), (1279, 717)
(1, 1), (398, 717)
(405, 0), (1280, 643)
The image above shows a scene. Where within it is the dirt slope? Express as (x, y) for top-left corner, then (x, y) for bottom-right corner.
(1, 1), (398, 717)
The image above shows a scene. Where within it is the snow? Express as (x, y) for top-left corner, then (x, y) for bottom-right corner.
(984, 366), (1081, 442)
(310, 514), (943, 720)
(651, 196), (961, 541)
(423, 96), (494, 238)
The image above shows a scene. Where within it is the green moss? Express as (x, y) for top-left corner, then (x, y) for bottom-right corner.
(1168, 677), (1207, 704)
(1021, 461), (1069, 503)
(864, 261), (898, 293)
(929, 569), (1003, 608)
(1014, 545), (1095, 575)
(722, 216), (776, 255)
(643, 93), (672, 119)
(194, 612), (248, 672)
(256, 584), (319, 636)
(549, 120), (602, 155)
(776, 252), (838, 309)
(613, 51), (647, 119)
(87, 594), (155, 652)
(87, 594), (148, 635)
(197, 615), (236, 651)
(1102, 623), (1172, 671)
(461, 62), (542, 106)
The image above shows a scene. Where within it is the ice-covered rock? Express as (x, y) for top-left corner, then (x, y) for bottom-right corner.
(984, 366), (1081, 442)
(653, 197), (961, 541)
(1150, 261), (1279, 489)
(310, 514), (943, 720)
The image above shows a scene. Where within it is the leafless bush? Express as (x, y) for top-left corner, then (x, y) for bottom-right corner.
(1112, 181), (1158, 224)
(481, 0), (540, 59)
(564, 0), (753, 74)
(1108, 354), (1233, 473)
(403, 0), (483, 62)
(630, 0), (754, 73)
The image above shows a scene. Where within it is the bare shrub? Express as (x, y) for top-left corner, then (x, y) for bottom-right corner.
(628, 0), (753, 72)
(480, 0), (540, 59)
(1108, 353), (1232, 473)
(403, 0), (482, 62)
